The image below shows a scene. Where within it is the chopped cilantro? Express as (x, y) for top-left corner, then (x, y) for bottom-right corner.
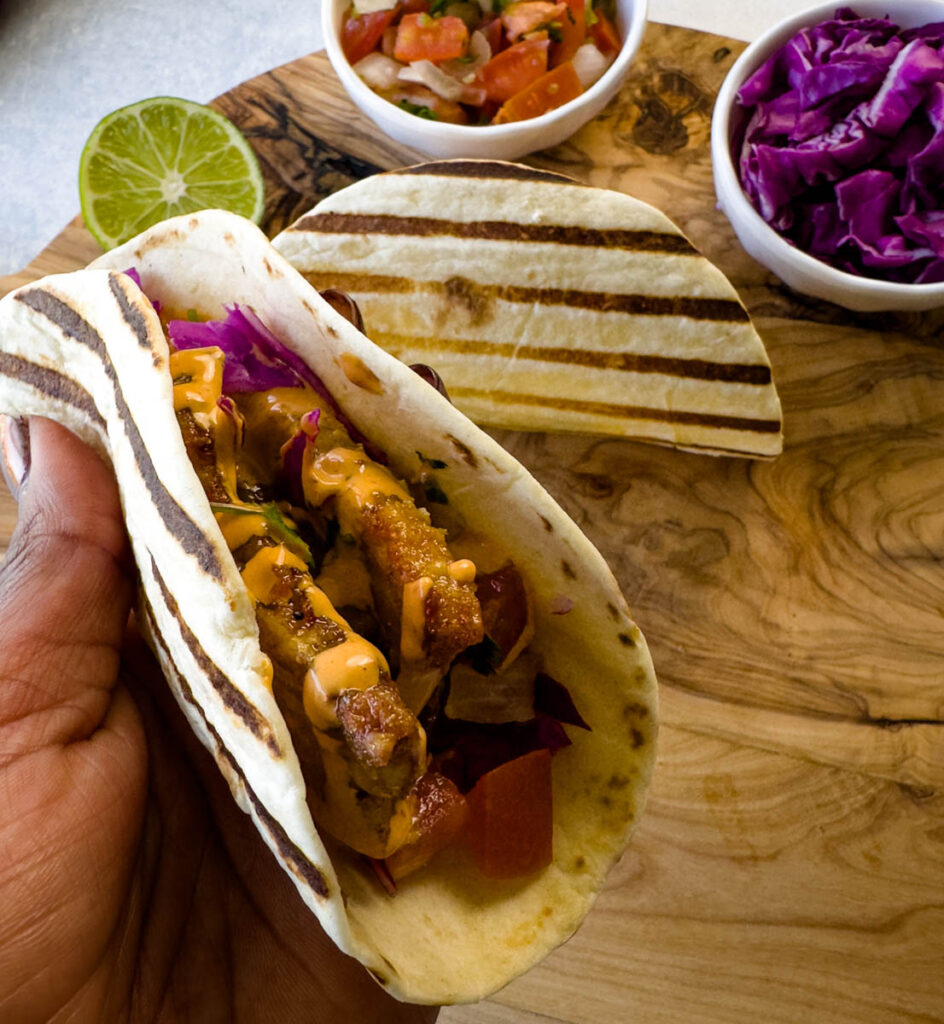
(590, 0), (615, 20)
(398, 100), (439, 121)
(430, 0), (449, 14)
(186, 308), (204, 322)
(210, 501), (314, 567)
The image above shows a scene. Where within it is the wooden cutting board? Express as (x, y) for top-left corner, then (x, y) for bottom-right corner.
(2, 22), (943, 1023)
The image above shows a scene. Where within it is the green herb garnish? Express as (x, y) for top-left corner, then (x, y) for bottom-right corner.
(210, 501), (314, 567)
(397, 100), (439, 121)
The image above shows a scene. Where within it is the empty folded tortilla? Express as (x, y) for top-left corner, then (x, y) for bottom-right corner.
(273, 159), (784, 459)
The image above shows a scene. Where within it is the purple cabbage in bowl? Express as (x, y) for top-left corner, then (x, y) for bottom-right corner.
(736, 7), (944, 284)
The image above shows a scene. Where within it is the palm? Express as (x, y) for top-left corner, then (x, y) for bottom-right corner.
(0, 420), (435, 1024)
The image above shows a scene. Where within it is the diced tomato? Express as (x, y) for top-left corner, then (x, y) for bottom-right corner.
(381, 24), (399, 58)
(501, 1), (568, 42)
(493, 59), (582, 123)
(478, 16), (504, 55)
(394, 13), (469, 62)
(341, 7), (398, 65)
(588, 8), (620, 55)
(550, 0), (586, 66)
(385, 773), (470, 881)
(399, 0), (431, 12)
(478, 37), (549, 104)
(466, 748), (553, 879)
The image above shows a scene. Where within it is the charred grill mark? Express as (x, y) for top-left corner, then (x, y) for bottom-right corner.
(108, 273), (153, 352)
(450, 386), (782, 433)
(293, 212), (696, 255)
(479, 282), (746, 321)
(16, 287), (223, 580)
(393, 160), (581, 185)
(446, 434), (478, 468)
(0, 353), (104, 428)
(149, 555), (280, 754)
(381, 333), (772, 385)
(176, 408), (231, 503)
(298, 273), (749, 323)
(142, 601), (330, 898)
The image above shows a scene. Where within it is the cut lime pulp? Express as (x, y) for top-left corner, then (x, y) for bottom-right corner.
(79, 96), (265, 249)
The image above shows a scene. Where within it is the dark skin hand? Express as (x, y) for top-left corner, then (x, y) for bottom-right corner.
(0, 418), (439, 1024)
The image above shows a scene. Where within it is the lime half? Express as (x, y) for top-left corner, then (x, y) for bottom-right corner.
(79, 96), (265, 249)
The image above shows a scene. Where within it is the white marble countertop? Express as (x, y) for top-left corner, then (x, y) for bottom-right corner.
(0, 0), (814, 275)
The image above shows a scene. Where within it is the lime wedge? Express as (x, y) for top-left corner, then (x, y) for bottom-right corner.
(79, 96), (265, 249)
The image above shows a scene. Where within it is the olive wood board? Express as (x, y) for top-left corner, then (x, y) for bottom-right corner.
(2, 22), (942, 1024)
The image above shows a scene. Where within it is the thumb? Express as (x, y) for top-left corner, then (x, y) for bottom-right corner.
(0, 417), (133, 745)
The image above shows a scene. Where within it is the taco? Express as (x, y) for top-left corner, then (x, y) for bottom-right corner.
(273, 158), (784, 458)
(0, 210), (657, 1004)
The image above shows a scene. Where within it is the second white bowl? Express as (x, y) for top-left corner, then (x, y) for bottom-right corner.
(711, 0), (944, 312)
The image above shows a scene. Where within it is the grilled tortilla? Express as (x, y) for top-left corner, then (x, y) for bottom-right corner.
(0, 211), (657, 1004)
(273, 158), (784, 458)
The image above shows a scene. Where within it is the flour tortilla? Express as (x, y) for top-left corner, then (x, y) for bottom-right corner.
(0, 210), (657, 1004)
(274, 158), (784, 458)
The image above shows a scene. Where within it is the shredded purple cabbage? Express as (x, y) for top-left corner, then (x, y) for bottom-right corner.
(122, 267), (161, 313)
(168, 306), (311, 393)
(282, 408), (321, 506)
(167, 304), (385, 461)
(533, 673), (591, 730)
(736, 7), (944, 284)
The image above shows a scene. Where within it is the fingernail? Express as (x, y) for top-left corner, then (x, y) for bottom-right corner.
(0, 416), (31, 499)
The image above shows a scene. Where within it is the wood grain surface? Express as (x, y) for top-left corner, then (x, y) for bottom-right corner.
(2, 22), (942, 1023)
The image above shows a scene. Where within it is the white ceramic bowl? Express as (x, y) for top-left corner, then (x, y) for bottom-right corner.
(322, 0), (647, 161)
(711, 0), (944, 312)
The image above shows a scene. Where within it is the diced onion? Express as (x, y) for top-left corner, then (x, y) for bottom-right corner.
(352, 0), (397, 13)
(572, 42), (613, 89)
(444, 652), (541, 724)
(398, 59), (467, 101)
(354, 52), (404, 92)
(440, 30), (492, 81)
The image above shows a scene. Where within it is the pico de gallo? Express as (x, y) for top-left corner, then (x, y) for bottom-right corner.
(340, 0), (621, 125)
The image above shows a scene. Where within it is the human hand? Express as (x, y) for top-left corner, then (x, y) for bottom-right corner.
(0, 418), (437, 1024)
